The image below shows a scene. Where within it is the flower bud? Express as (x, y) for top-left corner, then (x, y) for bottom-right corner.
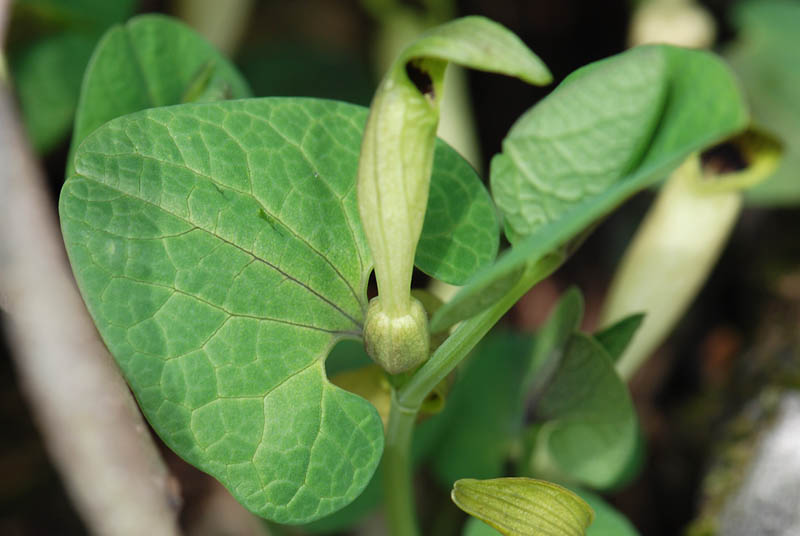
(363, 296), (430, 374)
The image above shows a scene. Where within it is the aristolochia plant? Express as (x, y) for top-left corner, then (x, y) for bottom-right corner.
(59, 13), (752, 535)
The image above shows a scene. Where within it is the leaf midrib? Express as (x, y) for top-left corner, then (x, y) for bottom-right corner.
(98, 272), (363, 336)
(154, 107), (367, 311)
(71, 166), (365, 330)
(238, 107), (368, 302)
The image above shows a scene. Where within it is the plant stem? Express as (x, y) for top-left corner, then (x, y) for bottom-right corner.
(382, 392), (421, 536)
(380, 259), (556, 535)
(399, 261), (552, 409)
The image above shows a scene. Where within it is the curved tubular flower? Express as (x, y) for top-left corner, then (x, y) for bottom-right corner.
(602, 129), (781, 380)
(357, 16), (551, 374)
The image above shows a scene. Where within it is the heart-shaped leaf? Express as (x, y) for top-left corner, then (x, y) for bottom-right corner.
(528, 333), (637, 489)
(61, 99), (378, 523)
(493, 46), (668, 245)
(59, 97), (494, 522)
(431, 45), (748, 330)
(518, 290), (639, 489)
(68, 14), (252, 172)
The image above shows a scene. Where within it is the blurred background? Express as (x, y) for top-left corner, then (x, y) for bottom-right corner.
(2, 0), (799, 534)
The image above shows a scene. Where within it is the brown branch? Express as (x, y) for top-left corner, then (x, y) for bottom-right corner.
(0, 20), (183, 535)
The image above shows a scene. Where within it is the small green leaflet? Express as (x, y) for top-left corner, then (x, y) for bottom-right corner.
(525, 287), (583, 395)
(525, 290), (639, 490)
(452, 478), (594, 536)
(593, 314), (645, 364)
(460, 489), (639, 536)
(528, 333), (638, 489)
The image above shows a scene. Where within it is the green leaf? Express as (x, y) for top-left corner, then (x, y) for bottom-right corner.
(61, 98), (381, 523)
(493, 46), (668, 245)
(593, 314), (644, 364)
(528, 334), (637, 489)
(494, 45), (747, 242)
(433, 45), (748, 329)
(417, 145), (499, 284)
(576, 489), (640, 536)
(59, 97), (492, 522)
(463, 517), (504, 536)
(452, 478), (594, 536)
(725, 0), (800, 205)
(460, 487), (640, 536)
(10, 32), (94, 151)
(8, 0), (137, 152)
(526, 287), (583, 393)
(69, 14), (252, 169)
(424, 331), (533, 487)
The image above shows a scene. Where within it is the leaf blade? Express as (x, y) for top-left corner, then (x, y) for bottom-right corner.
(69, 14), (252, 169)
(417, 143), (499, 284)
(60, 96), (494, 522)
(492, 45), (668, 244)
(61, 98), (380, 523)
(593, 314), (645, 364)
(434, 45), (748, 328)
(529, 334), (638, 489)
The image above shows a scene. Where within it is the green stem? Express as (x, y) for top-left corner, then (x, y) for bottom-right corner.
(399, 261), (552, 409)
(382, 392), (420, 536)
(382, 257), (561, 535)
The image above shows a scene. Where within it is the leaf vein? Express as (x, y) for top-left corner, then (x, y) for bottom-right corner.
(75, 163), (364, 329)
